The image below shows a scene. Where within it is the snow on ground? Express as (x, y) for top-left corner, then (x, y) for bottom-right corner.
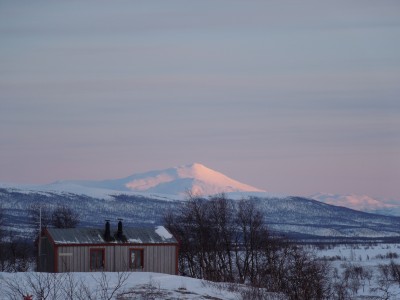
(312, 243), (400, 265)
(310, 243), (400, 299)
(0, 272), (242, 300)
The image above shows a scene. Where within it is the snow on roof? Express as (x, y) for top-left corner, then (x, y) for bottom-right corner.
(155, 225), (173, 239)
(46, 226), (177, 245)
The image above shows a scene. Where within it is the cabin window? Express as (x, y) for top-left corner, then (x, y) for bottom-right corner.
(90, 249), (105, 271)
(129, 249), (144, 270)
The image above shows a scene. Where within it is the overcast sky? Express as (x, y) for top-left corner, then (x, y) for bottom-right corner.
(1, 0), (399, 199)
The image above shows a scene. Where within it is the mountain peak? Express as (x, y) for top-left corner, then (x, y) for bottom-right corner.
(175, 163), (229, 181)
(56, 163), (266, 196)
(177, 162), (209, 175)
(168, 163), (265, 195)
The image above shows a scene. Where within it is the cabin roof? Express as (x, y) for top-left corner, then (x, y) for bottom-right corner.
(45, 226), (177, 245)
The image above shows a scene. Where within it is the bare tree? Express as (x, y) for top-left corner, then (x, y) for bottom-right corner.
(51, 205), (79, 228)
(208, 195), (236, 282)
(235, 199), (270, 285)
(283, 248), (332, 299)
(29, 203), (79, 230)
(166, 194), (240, 281)
(165, 195), (332, 300)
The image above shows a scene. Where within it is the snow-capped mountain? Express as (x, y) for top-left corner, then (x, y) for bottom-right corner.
(52, 163), (265, 196)
(2, 163), (400, 241)
(310, 193), (400, 216)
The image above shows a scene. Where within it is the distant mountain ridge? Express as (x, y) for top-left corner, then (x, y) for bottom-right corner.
(1, 163), (400, 241)
(1, 188), (400, 242)
(310, 193), (400, 216)
(53, 163), (266, 196)
(1, 163), (399, 216)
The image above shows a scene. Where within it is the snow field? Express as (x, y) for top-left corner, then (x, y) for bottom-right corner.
(0, 271), (243, 300)
(311, 243), (400, 299)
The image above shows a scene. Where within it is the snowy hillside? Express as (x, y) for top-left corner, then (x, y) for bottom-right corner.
(310, 193), (400, 216)
(0, 272), (245, 300)
(4, 163), (398, 217)
(53, 163), (265, 196)
(2, 187), (400, 241)
(1, 163), (400, 241)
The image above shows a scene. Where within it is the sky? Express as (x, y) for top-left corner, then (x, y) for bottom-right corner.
(0, 0), (399, 199)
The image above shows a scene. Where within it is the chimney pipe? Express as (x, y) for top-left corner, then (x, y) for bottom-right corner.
(115, 218), (127, 242)
(117, 218), (123, 236)
(104, 219), (111, 242)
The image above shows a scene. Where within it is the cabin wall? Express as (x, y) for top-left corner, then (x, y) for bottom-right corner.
(56, 244), (178, 274)
(38, 236), (55, 272)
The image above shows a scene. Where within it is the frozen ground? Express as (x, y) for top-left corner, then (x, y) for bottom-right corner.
(311, 243), (400, 299)
(0, 271), (279, 300)
(312, 243), (400, 265)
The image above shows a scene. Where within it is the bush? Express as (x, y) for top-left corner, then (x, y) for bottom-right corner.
(165, 194), (332, 300)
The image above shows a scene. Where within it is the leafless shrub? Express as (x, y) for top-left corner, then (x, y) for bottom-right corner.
(202, 280), (287, 300)
(117, 278), (170, 300)
(375, 252), (399, 260)
(240, 286), (287, 300)
(1, 273), (28, 300)
(61, 272), (81, 300)
(29, 272), (64, 299)
(269, 247), (332, 300)
(1, 271), (131, 300)
(388, 261), (400, 284)
(371, 262), (400, 300)
(2, 272), (62, 300)
(0, 238), (33, 272)
(165, 194), (332, 300)
(94, 271), (131, 300)
(330, 277), (351, 300)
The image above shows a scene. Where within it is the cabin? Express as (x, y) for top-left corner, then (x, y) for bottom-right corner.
(37, 220), (179, 274)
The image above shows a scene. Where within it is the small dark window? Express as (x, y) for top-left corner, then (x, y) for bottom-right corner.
(129, 249), (144, 270)
(90, 249), (104, 271)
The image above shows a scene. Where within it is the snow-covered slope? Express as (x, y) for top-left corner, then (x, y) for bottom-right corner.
(310, 193), (400, 216)
(0, 272), (243, 300)
(55, 163), (265, 196)
(2, 187), (400, 240)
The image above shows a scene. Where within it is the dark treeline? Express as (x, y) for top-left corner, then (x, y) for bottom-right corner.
(165, 194), (331, 300)
(0, 204), (79, 272)
(0, 204), (33, 271)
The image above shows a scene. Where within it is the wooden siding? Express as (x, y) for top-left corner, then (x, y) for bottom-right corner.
(38, 236), (55, 272)
(56, 244), (178, 274)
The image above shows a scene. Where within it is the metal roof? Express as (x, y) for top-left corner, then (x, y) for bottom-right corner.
(46, 226), (178, 245)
